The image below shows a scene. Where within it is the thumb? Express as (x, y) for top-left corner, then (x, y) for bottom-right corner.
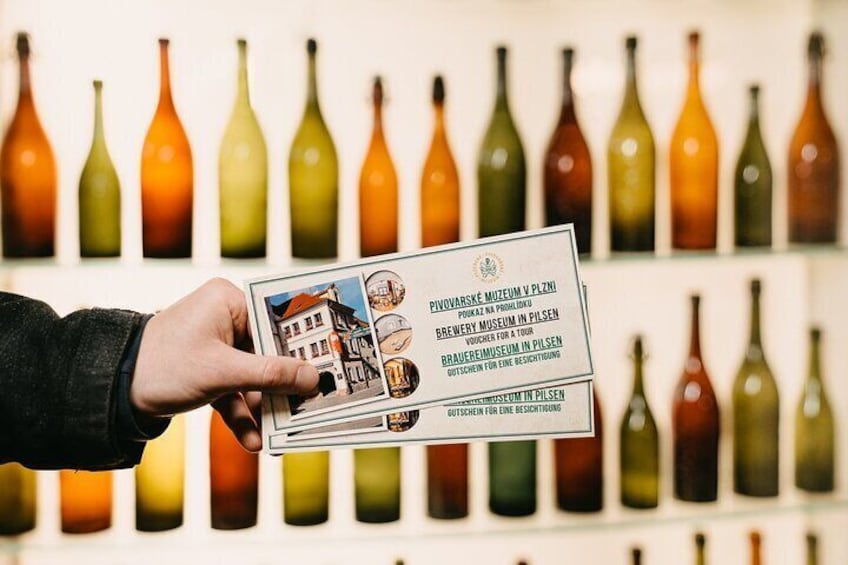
(209, 345), (319, 396)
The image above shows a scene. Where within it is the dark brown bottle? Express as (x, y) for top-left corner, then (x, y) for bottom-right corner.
(554, 392), (603, 512)
(1, 32), (57, 258)
(788, 32), (840, 244)
(673, 295), (720, 502)
(427, 443), (468, 519)
(544, 47), (593, 254)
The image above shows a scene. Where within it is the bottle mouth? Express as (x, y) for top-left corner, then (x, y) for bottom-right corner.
(432, 75), (445, 104)
(808, 31), (824, 57)
(93, 79), (103, 89)
(158, 37), (170, 48)
(372, 76), (384, 106)
(496, 45), (507, 60)
(307, 38), (317, 55)
(16, 31), (30, 57)
(237, 38), (247, 49)
(625, 36), (637, 50)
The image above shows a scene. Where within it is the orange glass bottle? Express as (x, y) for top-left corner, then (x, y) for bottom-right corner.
(209, 411), (258, 530)
(788, 32), (840, 244)
(60, 470), (111, 534)
(554, 392), (603, 512)
(141, 38), (193, 258)
(673, 295), (720, 502)
(543, 47), (593, 255)
(669, 32), (718, 251)
(1, 32), (57, 258)
(359, 77), (398, 257)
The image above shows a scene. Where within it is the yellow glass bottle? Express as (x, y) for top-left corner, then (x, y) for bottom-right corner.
(135, 415), (185, 531)
(283, 451), (330, 526)
(0, 463), (36, 535)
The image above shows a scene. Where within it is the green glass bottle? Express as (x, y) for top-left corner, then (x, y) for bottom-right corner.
(620, 336), (659, 509)
(219, 38), (267, 258)
(283, 451), (329, 526)
(0, 463), (36, 535)
(289, 38), (338, 259)
(806, 532), (819, 565)
(79, 80), (120, 258)
(354, 447), (400, 523)
(734, 85), (772, 248)
(795, 327), (834, 493)
(609, 36), (655, 252)
(478, 45), (526, 237)
(490, 440), (536, 516)
(732, 279), (779, 497)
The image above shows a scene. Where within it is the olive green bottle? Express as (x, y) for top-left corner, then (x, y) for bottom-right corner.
(79, 80), (120, 257)
(478, 45), (526, 237)
(0, 463), (36, 535)
(806, 532), (819, 565)
(489, 440), (536, 516)
(354, 447), (400, 523)
(619, 336), (659, 509)
(219, 38), (268, 258)
(733, 279), (779, 496)
(734, 85), (772, 248)
(795, 328), (835, 492)
(289, 38), (338, 258)
(608, 36), (655, 252)
(695, 532), (707, 565)
(283, 451), (329, 525)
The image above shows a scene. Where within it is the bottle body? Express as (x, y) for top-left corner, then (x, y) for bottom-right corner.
(354, 447), (401, 523)
(1, 33), (56, 258)
(283, 451), (330, 525)
(141, 39), (193, 258)
(489, 440), (536, 516)
(670, 33), (718, 251)
(795, 328), (834, 492)
(734, 87), (773, 248)
(0, 463), (36, 535)
(608, 39), (655, 253)
(219, 39), (267, 259)
(135, 415), (185, 531)
(359, 78), (398, 258)
(79, 80), (121, 258)
(210, 411), (258, 530)
(427, 443), (468, 519)
(555, 394), (603, 512)
(544, 48), (592, 254)
(60, 470), (111, 534)
(788, 33), (840, 244)
(290, 39), (338, 259)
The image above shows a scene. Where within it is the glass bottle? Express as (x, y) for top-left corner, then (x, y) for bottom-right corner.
(283, 451), (330, 525)
(670, 32), (718, 251)
(219, 38), (267, 259)
(478, 45), (526, 237)
(490, 439), (536, 516)
(289, 38), (339, 259)
(79, 80), (121, 257)
(554, 392), (603, 512)
(608, 36), (655, 253)
(0, 463), (36, 535)
(209, 411), (258, 529)
(359, 77), (398, 257)
(421, 75), (460, 248)
(1, 32), (56, 258)
(795, 328), (834, 492)
(806, 532), (819, 565)
(734, 86), (772, 248)
(141, 38), (193, 258)
(60, 470), (111, 534)
(619, 336), (659, 509)
(749, 531), (762, 565)
(544, 47), (592, 254)
(732, 279), (779, 497)
(354, 447), (400, 523)
(695, 532), (707, 565)
(673, 295), (720, 502)
(135, 415), (185, 531)
(788, 32), (840, 244)
(632, 548), (642, 565)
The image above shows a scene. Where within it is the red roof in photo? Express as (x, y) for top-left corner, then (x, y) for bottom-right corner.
(281, 293), (324, 319)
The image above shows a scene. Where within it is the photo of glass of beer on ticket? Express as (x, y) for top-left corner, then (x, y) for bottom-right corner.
(245, 225), (595, 454)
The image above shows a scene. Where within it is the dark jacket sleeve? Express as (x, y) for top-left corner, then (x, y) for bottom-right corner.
(0, 291), (150, 470)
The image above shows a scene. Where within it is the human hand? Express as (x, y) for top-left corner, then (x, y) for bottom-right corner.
(132, 278), (318, 452)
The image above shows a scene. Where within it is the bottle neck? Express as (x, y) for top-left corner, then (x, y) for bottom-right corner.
(748, 290), (762, 354)
(686, 42), (702, 102)
(433, 103), (446, 136)
(495, 55), (509, 112)
(158, 42), (174, 109)
(747, 92), (761, 129)
(560, 53), (575, 121)
(92, 84), (105, 146)
(236, 42), (250, 107)
(624, 48), (639, 105)
(806, 54), (823, 110)
(688, 300), (702, 359)
(806, 536), (818, 565)
(632, 355), (645, 396)
(17, 52), (33, 108)
(808, 334), (822, 384)
(306, 52), (319, 111)
(372, 102), (384, 141)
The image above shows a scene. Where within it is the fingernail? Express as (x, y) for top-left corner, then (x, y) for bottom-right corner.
(296, 363), (319, 390)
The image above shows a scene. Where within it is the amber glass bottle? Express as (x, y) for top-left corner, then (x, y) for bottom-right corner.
(209, 411), (258, 530)
(554, 392), (603, 512)
(1, 32), (56, 258)
(421, 76), (460, 248)
(788, 32), (840, 244)
(141, 38), (193, 258)
(60, 470), (111, 534)
(359, 77), (398, 257)
(544, 47), (592, 254)
(673, 295), (720, 502)
(670, 32), (718, 251)
(749, 531), (762, 565)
